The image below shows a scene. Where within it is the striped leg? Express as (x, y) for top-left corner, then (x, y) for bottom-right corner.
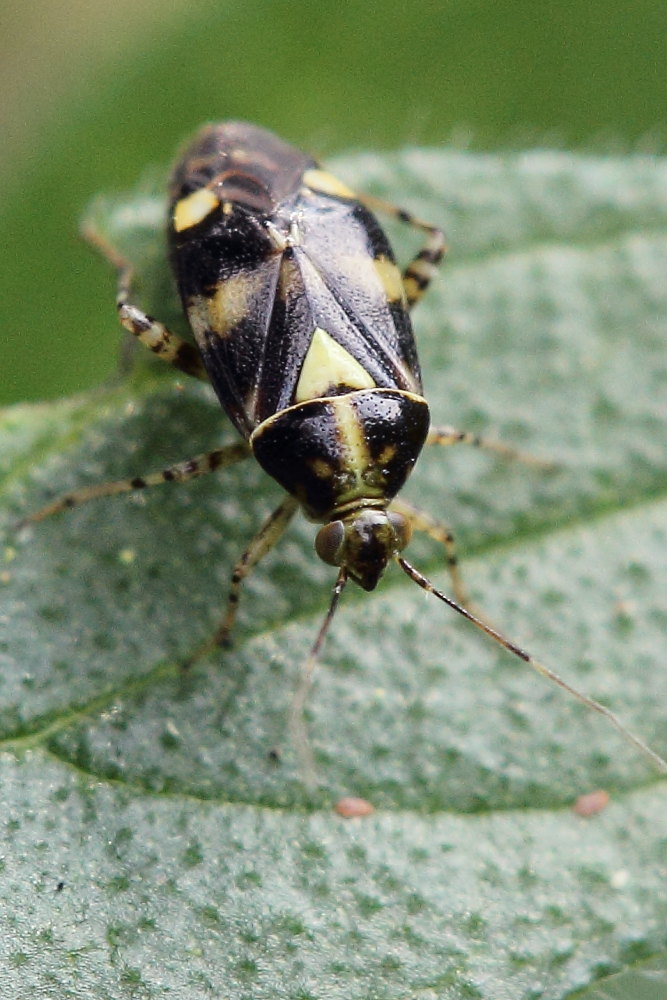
(82, 222), (208, 381)
(427, 425), (554, 467)
(360, 193), (447, 309)
(184, 495), (299, 665)
(17, 442), (251, 527)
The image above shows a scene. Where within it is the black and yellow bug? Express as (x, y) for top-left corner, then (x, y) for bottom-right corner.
(168, 121), (435, 600)
(20, 121), (667, 775)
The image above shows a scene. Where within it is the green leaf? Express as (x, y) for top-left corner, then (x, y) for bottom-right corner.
(2, 147), (667, 999)
(570, 953), (667, 999)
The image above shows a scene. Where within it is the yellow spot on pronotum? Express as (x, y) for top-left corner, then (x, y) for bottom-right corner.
(173, 188), (219, 232)
(376, 443), (397, 465)
(308, 457), (335, 480)
(373, 255), (405, 303)
(295, 327), (375, 403)
(303, 169), (355, 201)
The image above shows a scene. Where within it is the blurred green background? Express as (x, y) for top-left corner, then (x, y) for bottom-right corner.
(3, 0), (667, 405)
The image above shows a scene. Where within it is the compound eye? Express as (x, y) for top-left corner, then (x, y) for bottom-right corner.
(315, 520), (346, 566)
(388, 511), (412, 552)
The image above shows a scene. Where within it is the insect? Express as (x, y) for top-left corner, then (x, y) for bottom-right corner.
(19, 121), (666, 776)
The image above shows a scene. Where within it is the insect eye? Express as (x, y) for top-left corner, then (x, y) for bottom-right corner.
(315, 520), (346, 566)
(388, 512), (412, 552)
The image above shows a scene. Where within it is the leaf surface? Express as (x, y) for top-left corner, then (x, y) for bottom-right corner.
(2, 147), (667, 999)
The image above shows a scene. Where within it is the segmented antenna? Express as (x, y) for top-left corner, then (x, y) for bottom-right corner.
(396, 555), (667, 775)
(290, 567), (348, 786)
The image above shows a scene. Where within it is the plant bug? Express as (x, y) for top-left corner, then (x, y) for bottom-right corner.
(18, 121), (667, 778)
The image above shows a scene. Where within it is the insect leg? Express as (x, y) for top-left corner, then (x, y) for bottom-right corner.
(390, 497), (468, 606)
(427, 425), (554, 467)
(359, 193), (447, 309)
(184, 495), (300, 666)
(82, 221), (208, 381)
(17, 442), (251, 527)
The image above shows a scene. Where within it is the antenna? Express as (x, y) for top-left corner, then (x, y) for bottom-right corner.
(396, 555), (667, 775)
(289, 567), (348, 786)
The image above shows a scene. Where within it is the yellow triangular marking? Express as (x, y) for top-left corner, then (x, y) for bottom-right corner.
(295, 328), (375, 403)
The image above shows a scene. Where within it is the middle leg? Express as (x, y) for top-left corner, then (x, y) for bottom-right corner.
(17, 441), (252, 527)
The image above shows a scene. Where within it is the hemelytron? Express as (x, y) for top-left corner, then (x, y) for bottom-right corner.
(20, 121), (667, 775)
